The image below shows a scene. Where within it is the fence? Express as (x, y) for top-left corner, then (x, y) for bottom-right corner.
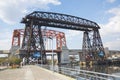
(40, 65), (120, 80)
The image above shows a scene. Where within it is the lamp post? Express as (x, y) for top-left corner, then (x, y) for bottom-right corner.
(49, 36), (54, 71)
(41, 51), (43, 66)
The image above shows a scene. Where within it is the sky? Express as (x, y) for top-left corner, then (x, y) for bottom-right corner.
(0, 0), (120, 51)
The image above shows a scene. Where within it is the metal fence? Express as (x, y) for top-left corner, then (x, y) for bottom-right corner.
(40, 65), (120, 80)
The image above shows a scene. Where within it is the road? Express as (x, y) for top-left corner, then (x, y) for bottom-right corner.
(0, 65), (75, 80)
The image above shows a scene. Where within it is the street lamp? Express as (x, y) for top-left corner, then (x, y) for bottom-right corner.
(49, 36), (54, 71)
(41, 51), (43, 66)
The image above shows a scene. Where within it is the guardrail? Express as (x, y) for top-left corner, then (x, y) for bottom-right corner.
(40, 65), (120, 80)
(0, 66), (7, 71)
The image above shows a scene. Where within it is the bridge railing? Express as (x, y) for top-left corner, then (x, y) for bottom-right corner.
(40, 65), (120, 80)
(56, 67), (120, 80)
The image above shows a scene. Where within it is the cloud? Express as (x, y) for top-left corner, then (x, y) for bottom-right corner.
(100, 6), (120, 36)
(106, 0), (116, 3)
(0, 0), (61, 24)
(100, 6), (120, 50)
(0, 29), (12, 50)
(65, 30), (81, 40)
(0, 39), (11, 50)
(104, 40), (120, 50)
(65, 30), (83, 49)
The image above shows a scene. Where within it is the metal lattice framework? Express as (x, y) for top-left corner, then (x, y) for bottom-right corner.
(21, 11), (105, 63)
(12, 29), (24, 46)
(21, 11), (100, 31)
(82, 30), (105, 61)
(43, 29), (66, 49)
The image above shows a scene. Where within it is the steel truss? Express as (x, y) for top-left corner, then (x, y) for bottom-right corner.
(12, 29), (24, 46)
(22, 21), (46, 63)
(12, 29), (66, 49)
(21, 11), (105, 63)
(82, 30), (105, 61)
(21, 11), (100, 31)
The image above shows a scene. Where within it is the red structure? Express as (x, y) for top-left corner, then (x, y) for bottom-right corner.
(12, 29), (24, 46)
(12, 29), (66, 50)
(44, 30), (66, 49)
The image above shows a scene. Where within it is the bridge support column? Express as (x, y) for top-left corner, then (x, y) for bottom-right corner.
(81, 31), (92, 65)
(92, 29), (105, 60)
(57, 52), (61, 65)
(22, 21), (46, 64)
(81, 30), (105, 65)
(60, 46), (70, 64)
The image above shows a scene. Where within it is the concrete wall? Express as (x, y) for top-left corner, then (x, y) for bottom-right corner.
(61, 46), (70, 64)
(0, 50), (9, 57)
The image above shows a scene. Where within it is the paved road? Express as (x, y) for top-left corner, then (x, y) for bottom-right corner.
(0, 65), (75, 80)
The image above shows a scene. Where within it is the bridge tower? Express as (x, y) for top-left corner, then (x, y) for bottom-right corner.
(22, 22), (46, 63)
(10, 29), (24, 57)
(82, 29), (105, 63)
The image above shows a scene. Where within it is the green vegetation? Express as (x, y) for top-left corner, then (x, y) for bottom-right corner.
(8, 56), (22, 65)
(0, 56), (22, 69)
(0, 57), (8, 65)
(47, 59), (58, 65)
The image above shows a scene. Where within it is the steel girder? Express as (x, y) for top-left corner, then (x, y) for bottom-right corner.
(21, 11), (100, 31)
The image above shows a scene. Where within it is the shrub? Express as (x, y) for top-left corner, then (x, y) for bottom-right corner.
(9, 57), (22, 65)
(0, 58), (8, 65)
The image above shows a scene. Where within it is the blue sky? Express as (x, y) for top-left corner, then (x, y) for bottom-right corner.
(0, 0), (120, 50)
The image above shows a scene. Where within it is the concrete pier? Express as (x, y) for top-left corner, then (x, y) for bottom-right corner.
(0, 65), (75, 80)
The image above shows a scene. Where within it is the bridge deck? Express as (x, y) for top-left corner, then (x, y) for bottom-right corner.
(0, 65), (75, 80)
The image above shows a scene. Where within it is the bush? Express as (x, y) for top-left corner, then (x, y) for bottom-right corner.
(0, 58), (8, 66)
(9, 57), (22, 65)
(0, 58), (5, 63)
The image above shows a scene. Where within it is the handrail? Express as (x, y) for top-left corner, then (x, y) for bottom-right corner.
(59, 67), (120, 78)
(57, 67), (120, 80)
(40, 65), (120, 80)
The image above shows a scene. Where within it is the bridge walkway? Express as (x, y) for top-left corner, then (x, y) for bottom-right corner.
(0, 65), (75, 80)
